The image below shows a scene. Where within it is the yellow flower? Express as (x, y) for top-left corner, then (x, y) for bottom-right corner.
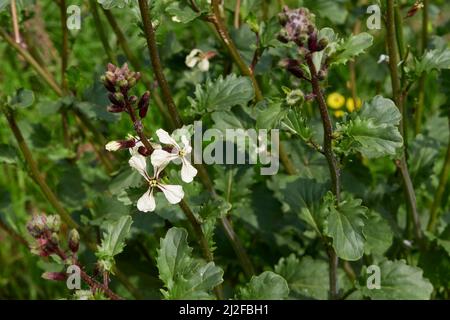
(346, 97), (362, 112)
(334, 110), (345, 118)
(327, 92), (345, 109)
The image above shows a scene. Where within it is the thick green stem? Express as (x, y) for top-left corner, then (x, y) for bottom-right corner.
(427, 117), (450, 232)
(386, 0), (423, 244)
(306, 54), (340, 299)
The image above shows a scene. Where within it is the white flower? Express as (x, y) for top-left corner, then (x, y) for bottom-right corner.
(185, 49), (211, 72)
(129, 155), (184, 212)
(377, 54), (390, 64)
(151, 129), (198, 183)
(105, 141), (122, 152)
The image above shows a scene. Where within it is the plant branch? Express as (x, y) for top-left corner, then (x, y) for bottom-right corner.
(305, 53), (340, 299)
(137, 0), (183, 127)
(386, 0), (423, 244)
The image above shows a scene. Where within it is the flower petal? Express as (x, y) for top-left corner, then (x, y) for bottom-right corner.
(181, 157), (198, 183)
(151, 149), (178, 168)
(137, 188), (156, 212)
(156, 129), (179, 148)
(181, 135), (192, 154)
(198, 58), (210, 72)
(129, 155), (149, 180)
(186, 49), (202, 68)
(158, 184), (184, 204)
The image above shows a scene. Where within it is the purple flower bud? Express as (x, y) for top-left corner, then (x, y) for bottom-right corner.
(280, 58), (306, 79)
(278, 6), (316, 45)
(42, 272), (66, 281)
(138, 146), (151, 157)
(138, 91), (151, 118)
(105, 139), (136, 152)
(107, 104), (126, 113)
(68, 229), (80, 253)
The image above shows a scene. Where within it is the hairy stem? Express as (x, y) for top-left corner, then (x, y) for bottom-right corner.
(427, 116), (450, 232)
(137, 0), (183, 127)
(305, 54), (340, 299)
(386, 0), (423, 243)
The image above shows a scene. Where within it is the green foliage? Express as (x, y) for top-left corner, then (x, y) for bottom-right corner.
(237, 271), (289, 300)
(336, 96), (403, 158)
(96, 215), (133, 273)
(156, 227), (223, 299)
(188, 75), (255, 113)
(324, 193), (368, 261)
(275, 254), (329, 299)
(414, 48), (450, 76)
(359, 260), (433, 300)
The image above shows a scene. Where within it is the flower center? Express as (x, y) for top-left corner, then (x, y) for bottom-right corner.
(149, 179), (158, 187)
(179, 149), (186, 157)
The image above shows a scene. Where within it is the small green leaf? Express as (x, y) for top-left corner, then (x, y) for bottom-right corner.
(360, 260), (433, 300)
(10, 88), (35, 109)
(238, 271), (289, 300)
(157, 227), (223, 299)
(414, 48), (450, 76)
(275, 254), (329, 299)
(324, 193), (367, 261)
(329, 33), (373, 66)
(336, 95), (403, 158)
(189, 75), (255, 113)
(96, 215), (133, 273)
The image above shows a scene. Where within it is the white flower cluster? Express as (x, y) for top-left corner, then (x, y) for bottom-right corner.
(106, 129), (197, 212)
